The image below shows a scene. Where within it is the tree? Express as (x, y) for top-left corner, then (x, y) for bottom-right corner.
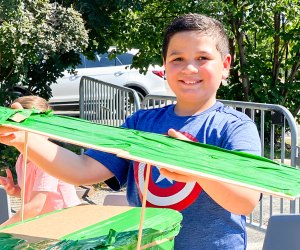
(1, 0), (299, 116)
(52, 0), (134, 56)
(0, 0), (88, 171)
(94, 0), (300, 119)
(0, 0), (89, 105)
(219, 0), (300, 119)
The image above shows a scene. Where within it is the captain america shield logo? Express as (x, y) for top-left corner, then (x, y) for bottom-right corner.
(133, 131), (202, 211)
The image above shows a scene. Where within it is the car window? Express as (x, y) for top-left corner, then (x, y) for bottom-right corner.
(117, 53), (134, 65)
(82, 53), (119, 68)
(76, 52), (134, 69)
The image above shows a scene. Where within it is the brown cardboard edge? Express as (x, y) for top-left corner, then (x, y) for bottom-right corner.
(1, 205), (133, 243)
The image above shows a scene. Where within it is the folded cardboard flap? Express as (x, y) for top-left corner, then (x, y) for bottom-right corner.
(9, 113), (28, 123)
(0, 205), (183, 249)
(1, 205), (132, 241)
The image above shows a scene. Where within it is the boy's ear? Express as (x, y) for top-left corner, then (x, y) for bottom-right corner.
(222, 54), (231, 80)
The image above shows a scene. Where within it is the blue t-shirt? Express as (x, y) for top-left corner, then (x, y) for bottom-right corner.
(85, 101), (261, 250)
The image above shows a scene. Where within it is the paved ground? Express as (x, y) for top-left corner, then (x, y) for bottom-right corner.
(247, 227), (265, 250)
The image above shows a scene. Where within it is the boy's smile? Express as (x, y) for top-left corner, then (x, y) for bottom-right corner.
(164, 31), (231, 115)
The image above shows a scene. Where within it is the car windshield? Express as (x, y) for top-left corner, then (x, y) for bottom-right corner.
(78, 53), (134, 68)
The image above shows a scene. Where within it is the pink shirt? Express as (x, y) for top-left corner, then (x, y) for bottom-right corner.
(16, 154), (81, 215)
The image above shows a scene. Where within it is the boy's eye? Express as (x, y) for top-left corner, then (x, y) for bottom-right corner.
(173, 57), (183, 62)
(198, 57), (208, 60)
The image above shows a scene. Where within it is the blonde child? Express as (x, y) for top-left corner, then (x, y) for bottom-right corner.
(0, 96), (81, 227)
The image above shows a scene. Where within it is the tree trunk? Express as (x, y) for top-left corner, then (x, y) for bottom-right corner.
(272, 12), (281, 85)
(237, 33), (250, 100)
(229, 0), (250, 100)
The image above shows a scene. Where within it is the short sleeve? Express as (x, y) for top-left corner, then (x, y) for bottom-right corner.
(84, 149), (129, 191)
(224, 120), (261, 156)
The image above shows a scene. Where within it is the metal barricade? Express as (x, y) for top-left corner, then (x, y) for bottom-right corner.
(79, 76), (141, 127)
(142, 94), (300, 230)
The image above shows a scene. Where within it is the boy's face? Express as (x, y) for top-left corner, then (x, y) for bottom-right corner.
(164, 31), (231, 108)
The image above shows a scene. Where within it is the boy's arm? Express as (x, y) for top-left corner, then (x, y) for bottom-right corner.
(0, 129), (114, 186)
(0, 191), (48, 227)
(164, 129), (261, 215)
(160, 168), (260, 215)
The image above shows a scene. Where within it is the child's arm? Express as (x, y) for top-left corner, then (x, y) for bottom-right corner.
(0, 129), (114, 186)
(0, 169), (21, 197)
(163, 129), (261, 215)
(0, 191), (48, 227)
(160, 168), (260, 215)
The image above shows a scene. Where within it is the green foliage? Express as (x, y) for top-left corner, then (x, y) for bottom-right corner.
(0, 145), (18, 179)
(93, 0), (299, 120)
(0, 0), (88, 105)
(2, 0), (298, 115)
(64, 0), (299, 121)
(218, 0), (300, 119)
(0, 0), (88, 168)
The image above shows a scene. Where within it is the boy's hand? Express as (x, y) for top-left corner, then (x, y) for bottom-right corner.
(160, 168), (199, 183)
(161, 128), (200, 183)
(167, 128), (190, 141)
(0, 169), (20, 196)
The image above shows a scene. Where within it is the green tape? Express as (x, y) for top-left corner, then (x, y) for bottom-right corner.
(0, 208), (182, 249)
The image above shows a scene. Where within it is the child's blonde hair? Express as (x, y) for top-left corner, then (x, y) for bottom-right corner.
(12, 96), (51, 112)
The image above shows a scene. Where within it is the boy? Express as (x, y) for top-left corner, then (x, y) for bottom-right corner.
(0, 14), (261, 249)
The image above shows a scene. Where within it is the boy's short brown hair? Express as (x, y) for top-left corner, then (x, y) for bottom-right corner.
(162, 13), (229, 60)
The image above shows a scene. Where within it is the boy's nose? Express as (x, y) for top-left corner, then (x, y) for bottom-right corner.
(182, 63), (198, 74)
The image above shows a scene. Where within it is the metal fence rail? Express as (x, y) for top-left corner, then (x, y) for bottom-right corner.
(79, 76), (141, 127)
(142, 94), (300, 230)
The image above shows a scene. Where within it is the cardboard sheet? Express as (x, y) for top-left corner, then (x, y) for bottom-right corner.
(0, 205), (183, 249)
(1, 205), (132, 242)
